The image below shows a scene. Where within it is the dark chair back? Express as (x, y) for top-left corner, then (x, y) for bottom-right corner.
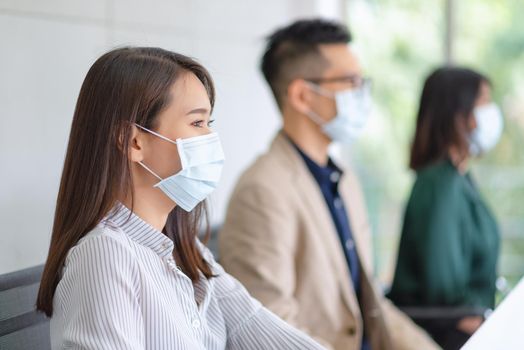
(0, 265), (50, 350)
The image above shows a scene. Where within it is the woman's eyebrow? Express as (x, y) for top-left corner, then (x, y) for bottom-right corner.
(186, 107), (210, 115)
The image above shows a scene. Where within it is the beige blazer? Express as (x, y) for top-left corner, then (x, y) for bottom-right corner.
(219, 132), (440, 350)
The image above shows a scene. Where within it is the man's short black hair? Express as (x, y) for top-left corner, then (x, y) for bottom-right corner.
(261, 18), (352, 110)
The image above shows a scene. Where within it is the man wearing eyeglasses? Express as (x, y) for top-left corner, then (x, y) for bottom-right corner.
(219, 19), (440, 350)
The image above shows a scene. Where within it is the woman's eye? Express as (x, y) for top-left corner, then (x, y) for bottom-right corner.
(191, 119), (215, 128)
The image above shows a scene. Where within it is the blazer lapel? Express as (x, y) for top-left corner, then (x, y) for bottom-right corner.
(270, 132), (362, 318)
(338, 173), (374, 273)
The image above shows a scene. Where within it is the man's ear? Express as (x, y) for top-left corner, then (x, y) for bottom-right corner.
(128, 125), (145, 163)
(287, 79), (316, 115)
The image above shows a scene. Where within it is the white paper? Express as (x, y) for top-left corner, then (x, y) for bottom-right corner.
(462, 277), (524, 349)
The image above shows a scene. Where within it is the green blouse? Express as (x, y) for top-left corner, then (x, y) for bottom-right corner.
(388, 159), (500, 309)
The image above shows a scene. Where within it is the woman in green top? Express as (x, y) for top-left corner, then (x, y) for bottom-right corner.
(388, 67), (503, 350)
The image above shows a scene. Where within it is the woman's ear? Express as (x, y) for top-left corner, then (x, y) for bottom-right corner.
(455, 113), (476, 134)
(287, 79), (316, 115)
(468, 113), (478, 131)
(128, 125), (145, 163)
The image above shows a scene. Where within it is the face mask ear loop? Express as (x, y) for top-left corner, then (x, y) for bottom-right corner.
(304, 82), (335, 126)
(138, 161), (163, 181)
(135, 124), (178, 146)
(306, 82), (336, 99)
(134, 124), (185, 177)
(306, 110), (328, 126)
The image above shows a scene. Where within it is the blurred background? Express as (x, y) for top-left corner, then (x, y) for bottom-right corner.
(344, 0), (524, 298)
(0, 0), (523, 300)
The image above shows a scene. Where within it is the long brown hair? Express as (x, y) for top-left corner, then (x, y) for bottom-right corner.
(410, 66), (488, 170)
(37, 47), (216, 317)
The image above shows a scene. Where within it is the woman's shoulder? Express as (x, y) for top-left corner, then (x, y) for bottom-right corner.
(417, 158), (456, 178)
(64, 222), (137, 269)
(408, 160), (469, 212)
(414, 159), (464, 192)
(78, 221), (131, 247)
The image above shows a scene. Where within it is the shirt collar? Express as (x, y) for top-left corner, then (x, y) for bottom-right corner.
(104, 202), (174, 258)
(290, 140), (343, 187)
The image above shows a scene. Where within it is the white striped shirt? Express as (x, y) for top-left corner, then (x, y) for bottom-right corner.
(50, 203), (325, 349)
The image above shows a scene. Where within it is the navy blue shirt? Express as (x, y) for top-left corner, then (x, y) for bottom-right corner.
(293, 144), (371, 350)
(295, 146), (361, 293)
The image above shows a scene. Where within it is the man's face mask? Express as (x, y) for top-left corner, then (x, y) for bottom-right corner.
(135, 124), (225, 212)
(469, 103), (504, 156)
(305, 80), (372, 144)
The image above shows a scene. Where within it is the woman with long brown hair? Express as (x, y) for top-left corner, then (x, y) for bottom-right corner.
(388, 67), (503, 350)
(36, 47), (325, 349)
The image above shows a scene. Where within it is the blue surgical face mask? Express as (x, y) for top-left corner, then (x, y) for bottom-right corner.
(135, 124), (225, 212)
(469, 103), (504, 156)
(306, 82), (372, 144)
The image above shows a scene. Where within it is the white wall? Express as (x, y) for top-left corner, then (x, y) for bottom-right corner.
(0, 0), (344, 274)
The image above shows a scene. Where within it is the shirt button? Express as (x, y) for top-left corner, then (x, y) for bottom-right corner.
(330, 171), (340, 183)
(166, 258), (176, 269)
(369, 308), (381, 318)
(334, 198), (343, 209)
(345, 239), (355, 250)
(162, 242), (171, 249)
(192, 319), (201, 329)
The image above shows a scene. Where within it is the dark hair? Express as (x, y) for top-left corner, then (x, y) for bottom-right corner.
(410, 66), (489, 170)
(37, 47), (215, 317)
(260, 18), (351, 109)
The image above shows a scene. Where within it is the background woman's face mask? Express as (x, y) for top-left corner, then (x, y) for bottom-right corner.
(306, 82), (372, 144)
(135, 124), (225, 212)
(469, 103), (504, 156)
